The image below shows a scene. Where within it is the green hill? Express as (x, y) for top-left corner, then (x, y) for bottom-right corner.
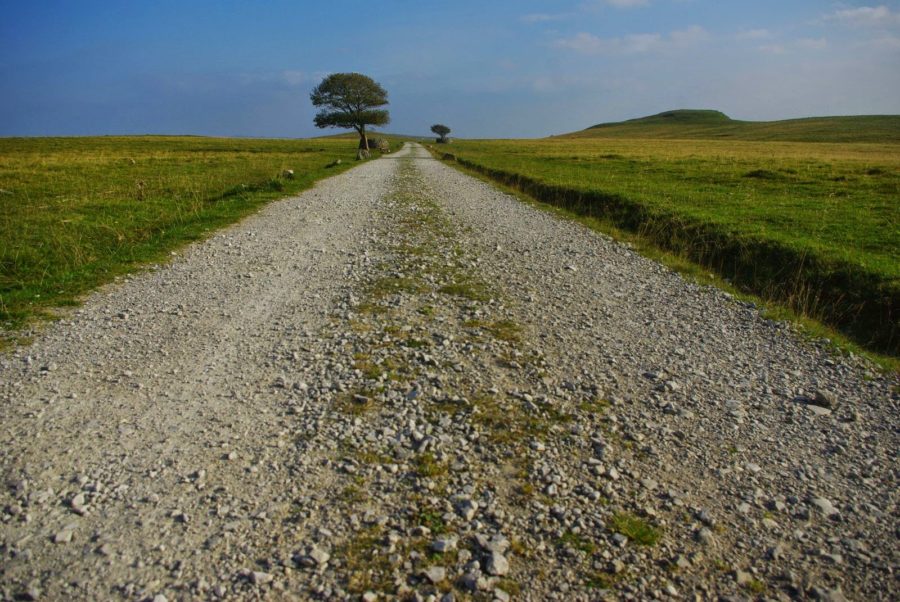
(562, 109), (900, 143)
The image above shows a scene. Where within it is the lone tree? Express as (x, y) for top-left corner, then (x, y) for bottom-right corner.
(310, 73), (389, 158)
(431, 124), (451, 143)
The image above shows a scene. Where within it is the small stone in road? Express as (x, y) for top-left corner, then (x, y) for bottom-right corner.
(494, 588), (511, 602)
(811, 390), (836, 409)
(22, 583), (41, 601)
(696, 527), (715, 546)
(412, 525), (431, 537)
(431, 535), (458, 553)
(69, 493), (87, 515)
(424, 565), (447, 583)
(251, 571), (273, 585)
(352, 394), (371, 405)
(485, 550), (510, 576)
(810, 497), (839, 517)
(734, 570), (754, 585)
(152, 595), (168, 602)
(456, 498), (478, 521)
(53, 527), (74, 544)
(476, 534), (510, 554)
(309, 544), (331, 565)
(810, 587), (850, 602)
(362, 592), (378, 602)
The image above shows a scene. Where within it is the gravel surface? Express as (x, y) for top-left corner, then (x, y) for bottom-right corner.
(1, 143), (897, 601)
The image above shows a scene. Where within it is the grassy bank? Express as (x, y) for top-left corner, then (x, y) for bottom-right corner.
(0, 135), (363, 337)
(433, 138), (899, 356)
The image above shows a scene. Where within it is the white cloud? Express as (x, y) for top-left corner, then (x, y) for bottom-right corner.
(737, 29), (771, 40)
(670, 25), (711, 47)
(521, 13), (571, 23)
(604, 0), (650, 7)
(825, 5), (900, 28)
(555, 26), (708, 55)
(555, 32), (613, 53)
(869, 34), (900, 49)
(280, 70), (308, 86)
(623, 33), (664, 53)
(759, 44), (786, 55)
(796, 38), (827, 50)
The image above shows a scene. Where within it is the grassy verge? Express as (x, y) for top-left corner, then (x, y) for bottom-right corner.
(431, 138), (899, 358)
(0, 135), (372, 341)
(430, 147), (899, 373)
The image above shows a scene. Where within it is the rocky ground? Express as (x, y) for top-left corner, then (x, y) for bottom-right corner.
(1, 144), (897, 601)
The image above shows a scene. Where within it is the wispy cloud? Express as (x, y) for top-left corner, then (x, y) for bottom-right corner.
(825, 5), (900, 28)
(736, 29), (771, 41)
(796, 38), (827, 50)
(603, 0), (650, 7)
(521, 13), (570, 24)
(870, 34), (900, 49)
(670, 25), (711, 46)
(756, 37), (828, 56)
(555, 26), (709, 55)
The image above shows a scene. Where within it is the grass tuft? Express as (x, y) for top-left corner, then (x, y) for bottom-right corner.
(610, 512), (662, 546)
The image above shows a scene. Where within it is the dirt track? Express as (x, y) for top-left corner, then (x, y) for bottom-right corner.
(1, 144), (896, 601)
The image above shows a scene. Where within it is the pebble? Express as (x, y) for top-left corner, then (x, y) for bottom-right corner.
(485, 551), (510, 576)
(251, 571), (274, 585)
(424, 566), (447, 583)
(431, 535), (458, 553)
(810, 497), (839, 517)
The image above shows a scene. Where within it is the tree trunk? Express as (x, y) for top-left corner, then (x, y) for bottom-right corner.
(358, 127), (369, 151)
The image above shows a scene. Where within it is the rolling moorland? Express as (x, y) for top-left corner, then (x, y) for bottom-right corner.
(565, 109), (900, 143)
(436, 111), (900, 359)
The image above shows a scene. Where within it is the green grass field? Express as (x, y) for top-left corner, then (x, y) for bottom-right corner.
(567, 109), (900, 143)
(437, 132), (900, 356)
(0, 136), (362, 336)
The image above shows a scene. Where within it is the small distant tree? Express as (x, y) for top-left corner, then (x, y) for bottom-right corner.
(310, 73), (389, 158)
(431, 124), (451, 143)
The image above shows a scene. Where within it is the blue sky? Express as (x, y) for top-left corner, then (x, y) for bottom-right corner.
(2, 1), (899, 138)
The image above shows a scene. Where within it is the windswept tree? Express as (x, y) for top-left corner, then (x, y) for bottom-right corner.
(431, 124), (451, 143)
(310, 73), (389, 157)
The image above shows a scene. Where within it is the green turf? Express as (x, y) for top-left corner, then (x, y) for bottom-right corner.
(564, 109), (900, 143)
(435, 136), (900, 355)
(0, 135), (366, 335)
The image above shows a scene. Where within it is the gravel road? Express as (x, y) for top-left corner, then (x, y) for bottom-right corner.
(1, 143), (897, 601)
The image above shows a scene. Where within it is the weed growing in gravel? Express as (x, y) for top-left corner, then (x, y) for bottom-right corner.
(579, 398), (610, 414)
(585, 570), (620, 590)
(464, 319), (522, 342)
(369, 275), (428, 299)
(611, 512), (662, 546)
(414, 452), (448, 478)
(438, 279), (490, 302)
(414, 507), (448, 535)
(336, 525), (392, 594)
(558, 530), (597, 555)
(744, 578), (767, 594)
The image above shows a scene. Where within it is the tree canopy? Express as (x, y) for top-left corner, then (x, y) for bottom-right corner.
(431, 124), (451, 142)
(310, 73), (389, 152)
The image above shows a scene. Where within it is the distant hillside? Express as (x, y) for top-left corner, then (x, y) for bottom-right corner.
(561, 109), (900, 143)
